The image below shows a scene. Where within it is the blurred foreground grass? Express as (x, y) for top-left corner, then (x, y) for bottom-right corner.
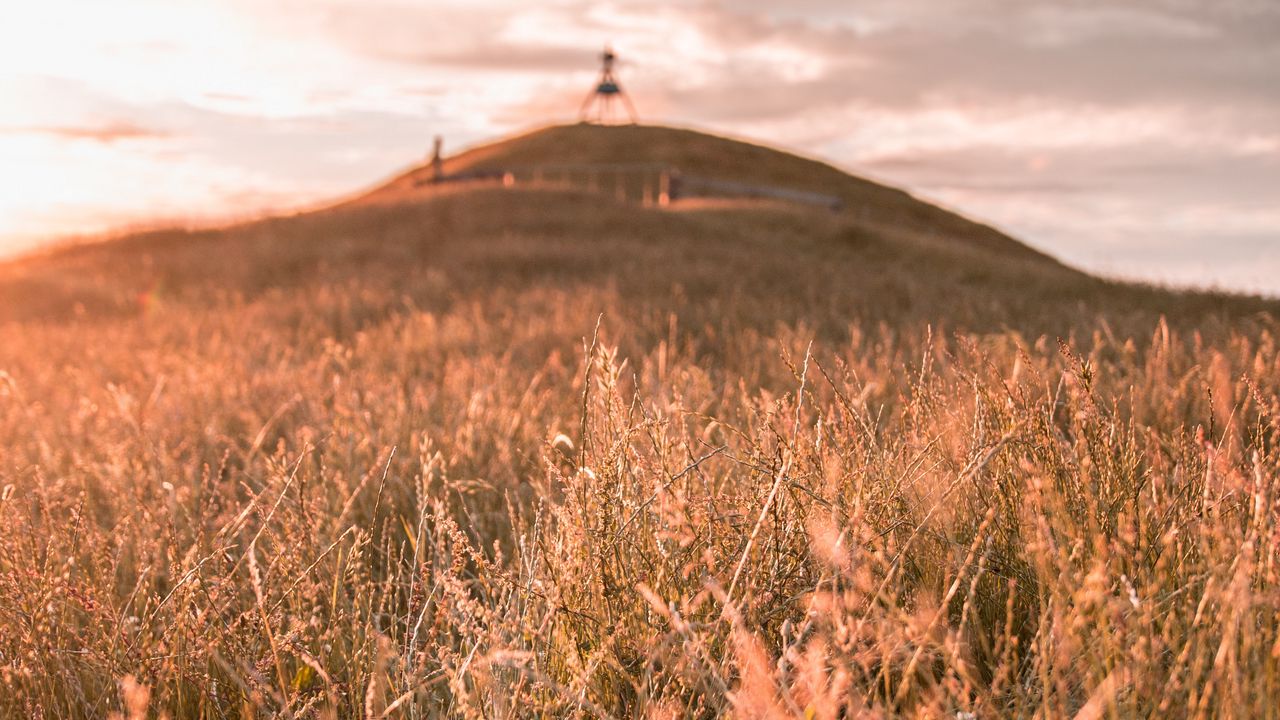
(2, 178), (1280, 717)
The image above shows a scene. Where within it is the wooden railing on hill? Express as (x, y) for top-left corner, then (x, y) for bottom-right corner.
(415, 162), (844, 212)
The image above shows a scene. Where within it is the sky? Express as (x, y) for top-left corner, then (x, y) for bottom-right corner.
(1, 0), (1277, 293)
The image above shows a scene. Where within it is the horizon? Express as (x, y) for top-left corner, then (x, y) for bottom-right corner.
(2, 1), (1277, 294)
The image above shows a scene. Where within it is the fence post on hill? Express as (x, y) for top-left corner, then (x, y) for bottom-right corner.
(430, 136), (444, 182)
(658, 169), (671, 207)
(503, 172), (515, 188)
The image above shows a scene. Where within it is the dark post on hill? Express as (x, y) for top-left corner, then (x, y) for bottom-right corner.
(430, 135), (444, 183)
(579, 45), (638, 125)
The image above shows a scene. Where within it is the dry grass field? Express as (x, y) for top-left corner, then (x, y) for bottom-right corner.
(3, 125), (1280, 718)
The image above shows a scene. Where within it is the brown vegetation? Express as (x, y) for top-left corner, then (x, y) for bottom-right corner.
(2, 126), (1279, 717)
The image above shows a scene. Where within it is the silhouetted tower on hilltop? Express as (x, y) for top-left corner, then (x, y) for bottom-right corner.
(579, 45), (638, 125)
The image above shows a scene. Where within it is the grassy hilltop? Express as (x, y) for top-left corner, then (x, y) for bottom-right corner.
(3, 124), (1280, 717)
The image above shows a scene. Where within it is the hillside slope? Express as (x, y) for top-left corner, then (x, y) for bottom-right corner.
(360, 123), (1058, 264)
(1, 123), (1273, 335)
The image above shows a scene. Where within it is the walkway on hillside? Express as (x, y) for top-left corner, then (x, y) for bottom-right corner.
(416, 162), (845, 212)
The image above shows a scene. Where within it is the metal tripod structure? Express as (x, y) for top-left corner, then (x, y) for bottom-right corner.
(579, 46), (638, 125)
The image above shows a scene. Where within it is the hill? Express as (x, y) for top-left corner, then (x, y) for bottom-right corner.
(360, 123), (1062, 265)
(1, 123), (1273, 335)
(3, 124), (1280, 718)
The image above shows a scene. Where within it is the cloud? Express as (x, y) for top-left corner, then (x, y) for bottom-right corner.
(2, 121), (167, 143)
(391, 44), (593, 72)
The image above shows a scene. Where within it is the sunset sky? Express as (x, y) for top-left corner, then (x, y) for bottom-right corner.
(2, 1), (1277, 292)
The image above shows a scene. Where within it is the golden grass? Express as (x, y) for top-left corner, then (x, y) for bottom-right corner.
(2, 153), (1280, 717)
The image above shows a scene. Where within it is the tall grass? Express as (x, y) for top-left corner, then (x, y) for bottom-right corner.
(2, 189), (1279, 717)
